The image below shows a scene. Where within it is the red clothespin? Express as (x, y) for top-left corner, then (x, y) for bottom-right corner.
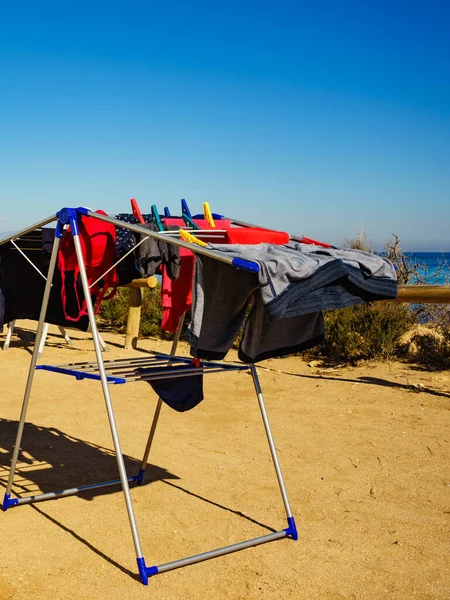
(130, 198), (145, 225)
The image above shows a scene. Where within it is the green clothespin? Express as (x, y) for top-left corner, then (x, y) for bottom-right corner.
(151, 205), (164, 232)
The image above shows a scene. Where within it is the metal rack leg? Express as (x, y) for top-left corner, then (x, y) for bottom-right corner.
(71, 227), (145, 565)
(136, 360), (298, 582)
(3, 320), (15, 351)
(138, 312), (186, 482)
(37, 322), (50, 357)
(58, 326), (73, 346)
(249, 363), (298, 539)
(3, 234), (62, 510)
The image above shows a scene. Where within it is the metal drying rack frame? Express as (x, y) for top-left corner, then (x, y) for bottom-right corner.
(1, 206), (298, 585)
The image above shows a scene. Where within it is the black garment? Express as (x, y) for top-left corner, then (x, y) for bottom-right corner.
(0, 255), (4, 329)
(140, 368), (204, 412)
(0, 229), (90, 330)
(133, 223), (181, 280)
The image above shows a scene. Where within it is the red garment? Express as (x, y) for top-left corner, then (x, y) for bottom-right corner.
(161, 249), (195, 332)
(225, 228), (289, 245)
(58, 210), (118, 321)
(160, 217), (232, 332)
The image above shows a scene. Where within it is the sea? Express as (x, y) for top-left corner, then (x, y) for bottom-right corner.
(403, 252), (450, 285)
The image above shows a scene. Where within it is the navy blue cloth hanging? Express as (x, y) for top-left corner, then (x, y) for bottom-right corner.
(139, 367), (204, 412)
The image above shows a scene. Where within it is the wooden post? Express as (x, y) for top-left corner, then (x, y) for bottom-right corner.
(123, 276), (158, 350)
(124, 287), (143, 350)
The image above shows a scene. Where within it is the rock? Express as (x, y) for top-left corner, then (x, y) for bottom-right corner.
(307, 360), (322, 368)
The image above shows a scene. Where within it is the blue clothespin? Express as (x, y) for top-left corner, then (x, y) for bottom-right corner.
(181, 198), (192, 218)
(164, 207), (171, 217)
(181, 198), (200, 230)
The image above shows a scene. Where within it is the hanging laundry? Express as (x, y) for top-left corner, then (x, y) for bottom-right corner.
(161, 249), (195, 332)
(139, 368), (204, 412)
(0, 257), (4, 329)
(185, 255), (324, 361)
(159, 216), (232, 333)
(239, 292), (324, 362)
(0, 229), (90, 330)
(206, 243), (398, 319)
(186, 244), (397, 362)
(133, 223), (180, 279)
(58, 210), (118, 322)
(115, 213), (152, 285)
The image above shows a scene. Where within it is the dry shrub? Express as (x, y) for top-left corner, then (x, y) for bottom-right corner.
(409, 330), (450, 369)
(319, 302), (415, 362)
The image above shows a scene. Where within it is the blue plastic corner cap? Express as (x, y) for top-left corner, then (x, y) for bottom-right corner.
(75, 206), (91, 216)
(56, 207), (80, 235)
(285, 516), (298, 541)
(137, 557), (149, 585)
(2, 493), (18, 511)
(146, 565), (159, 577)
(231, 257), (260, 273)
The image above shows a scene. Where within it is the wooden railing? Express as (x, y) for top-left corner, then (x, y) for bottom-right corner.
(123, 283), (450, 350)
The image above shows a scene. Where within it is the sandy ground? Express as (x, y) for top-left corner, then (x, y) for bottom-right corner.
(0, 321), (449, 600)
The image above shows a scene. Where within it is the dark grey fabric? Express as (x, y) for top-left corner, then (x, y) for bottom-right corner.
(185, 255), (257, 360)
(134, 223), (181, 280)
(114, 215), (181, 283)
(239, 291), (324, 362)
(207, 243), (398, 319)
(185, 255), (323, 362)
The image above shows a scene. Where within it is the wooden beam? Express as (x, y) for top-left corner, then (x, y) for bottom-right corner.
(124, 276), (158, 289)
(393, 285), (450, 304)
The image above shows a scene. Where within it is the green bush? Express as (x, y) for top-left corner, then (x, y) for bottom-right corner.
(98, 287), (131, 330)
(140, 286), (164, 337)
(318, 302), (415, 362)
(98, 286), (165, 338)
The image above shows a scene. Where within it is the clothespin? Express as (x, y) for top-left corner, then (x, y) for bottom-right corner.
(203, 202), (215, 228)
(151, 205), (164, 232)
(130, 198), (145, 224)
(179, 228), (208, 247)
(181, 198), (192, 219)
(164, 207), (171, 217)
(181, 198), (200, 230)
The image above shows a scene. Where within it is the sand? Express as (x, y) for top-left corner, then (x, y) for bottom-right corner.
(0, 321), (449, 600)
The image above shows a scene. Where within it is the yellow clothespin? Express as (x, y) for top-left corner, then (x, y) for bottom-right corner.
(203, 202), (215, 228)
(179, 228), (208, 247)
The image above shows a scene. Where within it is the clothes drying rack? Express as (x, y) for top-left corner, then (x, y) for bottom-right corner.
(1, 206), (298, 585)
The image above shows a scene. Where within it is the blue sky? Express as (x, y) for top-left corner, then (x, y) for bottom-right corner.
(1, 1), (449, 250)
